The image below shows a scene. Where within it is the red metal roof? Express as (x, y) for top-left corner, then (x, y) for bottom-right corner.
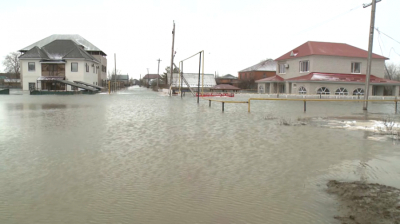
(255, 75), (284, 82)
(287, 72), (400, 84)
(275, 41), (388, 61)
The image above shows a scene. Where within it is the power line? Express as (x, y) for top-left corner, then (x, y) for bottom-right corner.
(375, 28), (400, 45)
(293, 4), (362, 36)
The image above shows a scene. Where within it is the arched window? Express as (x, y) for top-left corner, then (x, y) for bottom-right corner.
(335, 87), (349, 95)
(353, 88), (364, 95)
(298, 86), (307, 94)
(258, 85), (264, 93)
(317, 87), (330, 95)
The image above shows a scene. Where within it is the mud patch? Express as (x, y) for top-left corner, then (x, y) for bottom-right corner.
(327, 180), (400, 224)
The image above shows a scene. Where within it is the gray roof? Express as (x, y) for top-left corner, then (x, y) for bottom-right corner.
(239, 59), (277, 72)
(218, 74), (237, 79)
(19, 40), (99, 63)
(18, 46), (49, 59)
(19, 34), (106, 56)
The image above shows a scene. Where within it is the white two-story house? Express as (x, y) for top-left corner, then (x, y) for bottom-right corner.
(19, 35), (107, 91)
(256, 41), (400, 96)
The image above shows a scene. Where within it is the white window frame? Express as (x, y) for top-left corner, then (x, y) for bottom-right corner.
(299, 60), (309, 73)
(28, 62), (35, 71)
(279, 64), (286, 74)
(353, 88), (364, 95)
(71, 62), (78, 72)
(298, 86), (307, 94)
(335, 87), (349, 95)
(317, 87), (330, 95)
(351, 62), (361, 74)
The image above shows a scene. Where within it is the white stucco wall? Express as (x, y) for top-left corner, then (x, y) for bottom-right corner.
(65, 60), (85, 83)
(65, 60), (99, 85)
(276, 55), (386, 79)
(290, 82), (373, 96)
(276, 56), (312, 79)
(20, 59), (41, 91)
(92, 55), (107, 84)
(311, 55), (386, 78)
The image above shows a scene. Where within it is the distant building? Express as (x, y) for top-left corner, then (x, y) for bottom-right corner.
(0, 73), (20, 88)
(215, 74), (240, 87)
(238, 59), (277, 81)
(111, 74), (129, 86)
(142, 74), (162, 85)
(256, 41), (400, 96)
(18, 34), (107, 91)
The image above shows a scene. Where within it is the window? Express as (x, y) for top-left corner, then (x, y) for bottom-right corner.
(317, 87), (330, 95)
(259, 85), (264, 93)
(298, 86), (307, 94)
(28, 62), (35, 71)
(353, 88), (364, 95)
(335, 87), (349, 95)
(71, 63), (78, 72)
(86, 63), (89, 72)
(351, 62), (361, 74)
(299, 61), (309, 73)
(279, 64), (286, 74)
(263, 73), (266, 78)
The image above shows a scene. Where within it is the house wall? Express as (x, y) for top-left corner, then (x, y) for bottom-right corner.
(65, 60), (99, 85)
(276, 55), (386, 79)
(275, 56), (312, 79)
(92, 54), (107, 84)
(84, 61), (99, 85)
(311, 55), (386, 78)
(238, 71), (275, 81)
(65, 60), (85, 83)
(20, 59), (41, 91)
(290, 82), (374, 96)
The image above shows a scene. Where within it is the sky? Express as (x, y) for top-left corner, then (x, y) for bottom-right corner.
(0, 0), (399, 79)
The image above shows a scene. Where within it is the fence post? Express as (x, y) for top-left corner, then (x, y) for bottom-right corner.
(222, 102), (225, 112)
(209, 100), (211, 107)
(304, 100), (306, 112)
(396, 100), (398, 114)
(248, 100), (251, 112)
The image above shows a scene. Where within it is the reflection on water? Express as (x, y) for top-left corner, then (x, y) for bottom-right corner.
(0, 86), (399, 224)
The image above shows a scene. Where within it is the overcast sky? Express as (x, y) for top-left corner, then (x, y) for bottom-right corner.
(1, 0), (399, 79)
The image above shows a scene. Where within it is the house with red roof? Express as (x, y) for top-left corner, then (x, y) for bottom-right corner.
(256, 41), (400, 96)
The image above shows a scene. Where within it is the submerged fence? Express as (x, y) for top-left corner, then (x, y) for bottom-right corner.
(204, 97), (399, 113)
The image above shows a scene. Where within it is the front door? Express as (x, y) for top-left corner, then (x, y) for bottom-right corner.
(29, 82), (35, 91)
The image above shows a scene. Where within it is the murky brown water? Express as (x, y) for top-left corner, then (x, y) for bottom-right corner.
(1, 86), (399, 224)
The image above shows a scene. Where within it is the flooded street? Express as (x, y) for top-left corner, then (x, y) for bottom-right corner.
(1, 86), (400, 224)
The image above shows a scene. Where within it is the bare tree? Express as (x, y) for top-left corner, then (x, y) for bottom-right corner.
(107, 69), (121, 80)
(2, 52), (20, 78)
(385, 63), (400, 81)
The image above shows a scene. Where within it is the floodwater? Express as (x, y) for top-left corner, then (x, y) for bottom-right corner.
(0, 86), (399, 224)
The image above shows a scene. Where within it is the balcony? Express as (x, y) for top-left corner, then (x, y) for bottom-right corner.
(41, 63), (65, 77)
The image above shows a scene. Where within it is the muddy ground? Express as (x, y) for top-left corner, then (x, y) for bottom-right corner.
(327, 180), (400, 224)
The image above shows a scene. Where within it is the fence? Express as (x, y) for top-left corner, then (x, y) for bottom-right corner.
(203, 97), (399, 113)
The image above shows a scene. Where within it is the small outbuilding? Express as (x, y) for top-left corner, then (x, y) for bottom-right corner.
(210, 84), (241, 92)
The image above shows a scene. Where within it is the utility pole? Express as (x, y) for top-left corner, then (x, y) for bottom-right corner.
(147, 68), (150, 88)
(157, 59), (161, 88)
(170, 21), (176, 95)
(363, 0), (380, 110)
(140, 74), (141, 87)
(114, 53), (117, 92)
